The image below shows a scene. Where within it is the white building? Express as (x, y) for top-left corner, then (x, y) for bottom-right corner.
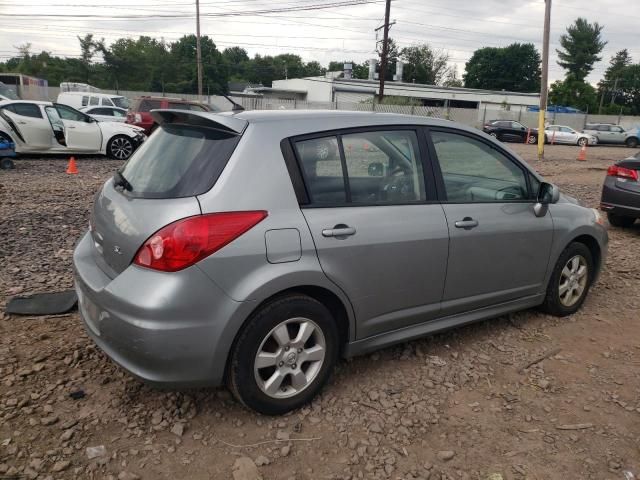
(267, 74), (540, 113)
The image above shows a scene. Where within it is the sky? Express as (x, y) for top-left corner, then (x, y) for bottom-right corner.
(1, 0), (639, 86)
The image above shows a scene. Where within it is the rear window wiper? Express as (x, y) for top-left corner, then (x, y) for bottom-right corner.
(113, 170), (132, 191)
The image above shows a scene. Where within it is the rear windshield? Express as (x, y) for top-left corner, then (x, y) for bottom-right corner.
(118, 124), (241, 198)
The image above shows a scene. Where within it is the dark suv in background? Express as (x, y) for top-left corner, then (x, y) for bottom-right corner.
(482, 120), (542, 144)
(126, 96), (212, 134)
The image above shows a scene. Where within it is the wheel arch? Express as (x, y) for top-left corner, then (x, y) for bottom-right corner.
(223, 284), (354, 382)
(568, 234), (602, 281)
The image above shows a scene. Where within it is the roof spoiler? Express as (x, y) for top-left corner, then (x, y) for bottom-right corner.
(150, 109), (248, 135)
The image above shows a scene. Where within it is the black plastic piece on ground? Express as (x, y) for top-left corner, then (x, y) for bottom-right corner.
(69, 390), (86, 400)
(5, 290), (77, 315)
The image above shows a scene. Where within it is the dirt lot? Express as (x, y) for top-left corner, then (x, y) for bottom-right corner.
(1, 144), (639, 480)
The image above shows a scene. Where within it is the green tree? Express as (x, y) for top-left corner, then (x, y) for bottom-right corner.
(377, 38), (400, 81)
(549, 76), (598, 112)
(400, 44), (450, 85)
(169, 35), (228, 94)
(556, 18), (607, 81)
(598, 49), (633, 109)
(463, 43), (541, 92)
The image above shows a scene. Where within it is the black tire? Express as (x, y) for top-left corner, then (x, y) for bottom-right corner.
(0, 132), (15, 169)
(626, 137), (639, 148)
(527, 135), (538, 144)
(227, 294), (339, 415)
(607, 212), (636, 228)
(107, 135), (135, 160)
(540, 242), (594, 317)
(578, 137), (588, 147)
(0, 157), (14, 170)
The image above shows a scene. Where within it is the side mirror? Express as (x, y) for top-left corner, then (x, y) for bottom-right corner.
(368, 162), (384, 177)
(534, 182), (560, 217)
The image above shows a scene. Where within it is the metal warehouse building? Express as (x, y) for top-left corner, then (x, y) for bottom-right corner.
(254, 73), (541, 113)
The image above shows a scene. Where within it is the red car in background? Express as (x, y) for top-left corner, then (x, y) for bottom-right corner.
(126, 96), (212, 134)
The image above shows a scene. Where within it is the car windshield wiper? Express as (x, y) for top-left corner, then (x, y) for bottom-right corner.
(113, 170), (132, 191)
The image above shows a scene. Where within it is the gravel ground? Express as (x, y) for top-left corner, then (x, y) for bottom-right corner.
(1, 144), (640, 480)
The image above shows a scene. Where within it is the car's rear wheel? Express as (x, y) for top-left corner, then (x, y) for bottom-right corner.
(626, 137), (639, 148)
(607, 212), (636, 228)
(578, 137), (589, 147)
(540, 242), (593, 317)
(527, 135), (538, 144)
(227, 294), (339, 415)
(0, 132), (15, 169)
(107, 135), (134, 160)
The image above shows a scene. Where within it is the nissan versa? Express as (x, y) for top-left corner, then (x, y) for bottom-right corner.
(73, 109), (608, 415)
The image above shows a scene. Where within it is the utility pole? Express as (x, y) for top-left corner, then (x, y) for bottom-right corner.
(377, 0), (392, 102)
(195, 0), (203, 99)
(609, 77), (620, 106)
(538, 0), (552, 160)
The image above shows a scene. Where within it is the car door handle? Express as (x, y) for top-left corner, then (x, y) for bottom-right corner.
(67, 126), (76, 129)
(17, 121), (27, 125)
(454, 217), (479, 229)
(322, 226), (356, 238)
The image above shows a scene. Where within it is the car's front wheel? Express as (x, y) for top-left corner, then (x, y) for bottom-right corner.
(227, 294), (339, 415)
(578, 137), (589, 147)
(540, 242), (593, 316)
(607, 212), (636, 228)
(626, 137), (639, 148)
(107, 135), (135, 160)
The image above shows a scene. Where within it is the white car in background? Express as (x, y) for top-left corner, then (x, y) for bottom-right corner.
(0, 100), (145, 160)
(545, 125), (598, 146)
(80, 106), (128, 123)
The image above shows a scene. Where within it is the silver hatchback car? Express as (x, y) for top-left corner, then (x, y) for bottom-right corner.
(74, 110), (608, 414)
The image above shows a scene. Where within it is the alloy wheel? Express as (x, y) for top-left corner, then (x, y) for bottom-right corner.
(110, 137), (133, 160)
(253, 317), (326, 399)
(559, 255), (588, 307)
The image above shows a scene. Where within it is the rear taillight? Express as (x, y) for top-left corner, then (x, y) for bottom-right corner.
(607, 165), (639, 181)
(133, 211), (268, 272)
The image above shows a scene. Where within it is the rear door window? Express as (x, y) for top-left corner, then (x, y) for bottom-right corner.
(295, 136), (346, 205)
(90, 96), (100, 106)
(294, 129), (426, 206)
(118, 124), (241, 198)
(6, 103), (42, 118)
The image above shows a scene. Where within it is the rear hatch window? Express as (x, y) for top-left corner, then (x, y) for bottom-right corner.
(117, 124), (241, 199)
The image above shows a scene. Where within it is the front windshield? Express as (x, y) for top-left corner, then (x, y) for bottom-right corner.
(112, 97), (130, 109)
(0, 83), (19, 100)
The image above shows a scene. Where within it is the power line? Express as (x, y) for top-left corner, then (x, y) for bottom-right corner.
(2, 0), (385, 18)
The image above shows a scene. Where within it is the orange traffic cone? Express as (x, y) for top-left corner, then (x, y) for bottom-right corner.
(66, 156), (78, 174)
(577, 144), (587, 162)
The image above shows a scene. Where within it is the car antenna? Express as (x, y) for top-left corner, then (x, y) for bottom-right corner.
(220, 92), (244, 112)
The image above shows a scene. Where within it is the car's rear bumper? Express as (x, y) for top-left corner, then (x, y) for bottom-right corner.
(73, 232), (243, 388)
(601, 177), (640, 218)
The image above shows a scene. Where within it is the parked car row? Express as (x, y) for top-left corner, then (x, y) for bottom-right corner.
(484, 119), (639, 148)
